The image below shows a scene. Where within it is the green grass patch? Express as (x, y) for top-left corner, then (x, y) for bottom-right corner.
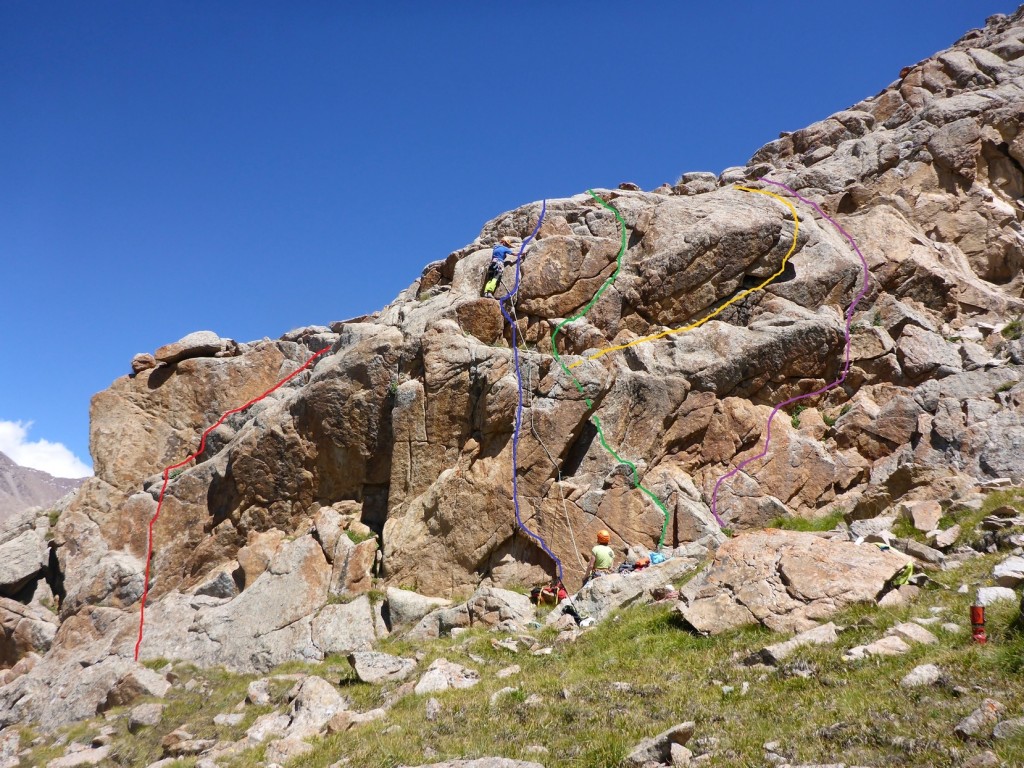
(822, 403), (853, 427)
(345, 529), (377, 544)
(326, 593), (359, 605)
(769, 509), (845, 532)
(890, 514), (926, 542)
(790, 405), (806, 429)
(1002, 317), (1023, 340)
(978, 488), (1024, 517)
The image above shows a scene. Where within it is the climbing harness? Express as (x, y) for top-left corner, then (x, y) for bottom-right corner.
(483, 259), (505, 298)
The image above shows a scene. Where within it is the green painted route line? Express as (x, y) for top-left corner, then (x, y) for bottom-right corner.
(550, 190), (672, 548)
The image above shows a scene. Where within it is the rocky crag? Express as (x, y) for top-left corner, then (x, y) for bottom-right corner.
(2, 6), (1024, 747)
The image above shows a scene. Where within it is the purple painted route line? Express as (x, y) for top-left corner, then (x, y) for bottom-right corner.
(710, 179), (871, 526)
(496, 201), (565, 582)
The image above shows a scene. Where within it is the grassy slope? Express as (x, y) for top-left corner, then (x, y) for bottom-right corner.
(19, 492), (1024, 767)
(286, 559), (1022, 768)
(23, 553), (1023, 768)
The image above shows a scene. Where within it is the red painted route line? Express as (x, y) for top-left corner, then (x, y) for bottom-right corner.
(134, 346), (330, 661)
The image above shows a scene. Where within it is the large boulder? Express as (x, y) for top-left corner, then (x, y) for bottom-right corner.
(896, 326), (962, 380)
(978, 586), (1018, 605)
(413, 658), (480, 695)
(547, 555), (699, 626)
(464, 587), (535, 631)
(994, 555), (1024, 588)
(284, 675), (348, 739)
(621, 721), (695, 767)
(899, 499), (943, 532)
(347, 651), (417, 684)
(0, 598), (57, 665)
(197, 534), (331, 669)
(0, 650), (138, 733)
(101, 666), (171, 710)
(0, 528), (47, 597)
(312, 595), (385, 656)
(752, 621), (840, 665)
(407, 586), (535, 640)
(138, 534), (332, 672)
(154, 331), (231, 365)
(90, 339), (306, 492)
(406, 602), (472, 641)
(331, 537), (378, 595)
(385, 587), (452, 631)
(677, 530), (912, 634)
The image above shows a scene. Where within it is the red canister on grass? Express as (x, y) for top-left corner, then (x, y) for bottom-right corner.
(971, 601), (987, 644)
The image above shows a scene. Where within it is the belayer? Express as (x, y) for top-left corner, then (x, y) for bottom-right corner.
(483, 236), (521, 299)
(582, 529), (615, 584)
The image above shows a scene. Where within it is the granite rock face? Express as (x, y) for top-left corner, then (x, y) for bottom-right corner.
(7, 8), (1024, 733)
(677, 530), (912, 634)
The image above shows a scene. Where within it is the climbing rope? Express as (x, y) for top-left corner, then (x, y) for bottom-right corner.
(496, 201), (566, 582)
(510, 301), (588, 571)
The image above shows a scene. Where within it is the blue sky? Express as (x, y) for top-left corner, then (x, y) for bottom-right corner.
(0, 1), (1014, 476)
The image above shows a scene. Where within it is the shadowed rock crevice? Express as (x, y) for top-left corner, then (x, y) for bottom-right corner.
(561, 420), (598, 478)
(45, 545), (65, 608)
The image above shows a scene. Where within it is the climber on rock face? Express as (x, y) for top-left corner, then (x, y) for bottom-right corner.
(483, 236), (518, 299)
(582, 529), (615, 584)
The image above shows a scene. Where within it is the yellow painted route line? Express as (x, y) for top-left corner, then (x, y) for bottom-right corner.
(566, 186), (800, 370)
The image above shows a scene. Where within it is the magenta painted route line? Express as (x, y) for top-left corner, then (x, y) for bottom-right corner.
(710, 178), (871, 525)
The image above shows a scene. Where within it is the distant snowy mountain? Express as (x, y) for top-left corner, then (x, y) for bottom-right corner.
(0, 450), (85, 520)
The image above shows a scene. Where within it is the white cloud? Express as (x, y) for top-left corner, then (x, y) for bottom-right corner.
(0, 420), (93, 478)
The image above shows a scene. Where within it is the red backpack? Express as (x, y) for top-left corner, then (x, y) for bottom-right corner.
(530, 583), (568, 605)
